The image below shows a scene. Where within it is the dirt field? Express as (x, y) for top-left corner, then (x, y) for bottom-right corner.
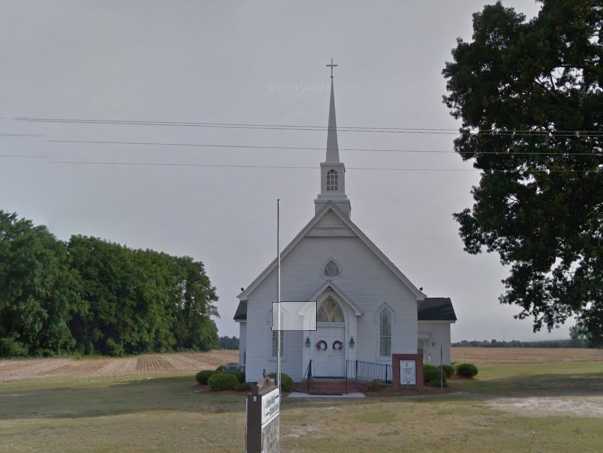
(0, 350), (238, 382)
(1, 347), (603, 452)
(453, 347), (603, 364)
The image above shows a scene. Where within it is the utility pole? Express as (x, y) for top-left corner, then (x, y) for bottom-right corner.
(276, 199), (281, 393)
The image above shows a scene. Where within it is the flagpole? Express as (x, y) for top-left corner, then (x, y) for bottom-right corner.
(276, 198), (281, 393)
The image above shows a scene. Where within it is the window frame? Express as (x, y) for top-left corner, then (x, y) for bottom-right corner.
(326, 169), (338, 191)
(379, 307), (392, 358)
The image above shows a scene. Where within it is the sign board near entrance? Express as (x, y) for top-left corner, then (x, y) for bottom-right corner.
(246, 382), (280, 453)
(400, 360), (416, 385)
(261, 388), (280, 427)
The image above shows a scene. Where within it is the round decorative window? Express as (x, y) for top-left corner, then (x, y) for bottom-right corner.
(324, 260), (340, 277)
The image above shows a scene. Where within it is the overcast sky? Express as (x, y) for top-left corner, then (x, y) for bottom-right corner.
(0, 0), (571, 341)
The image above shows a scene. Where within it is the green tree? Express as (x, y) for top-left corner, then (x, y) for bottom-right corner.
(172, 257), (219, 351)
(0, 211), (81, 356)
(443, 1), (602, 344)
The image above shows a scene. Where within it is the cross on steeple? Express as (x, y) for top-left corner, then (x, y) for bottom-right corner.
(326, 58), (338, 79)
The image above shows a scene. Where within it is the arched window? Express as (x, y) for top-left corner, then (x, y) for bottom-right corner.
(326, 170), (338, 191)
(379, 308), (392, 357)
(317, 297), (344, 322)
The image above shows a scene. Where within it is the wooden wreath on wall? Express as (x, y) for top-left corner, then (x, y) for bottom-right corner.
(316, 340), (328, 351)
(332, 340), (343, 351)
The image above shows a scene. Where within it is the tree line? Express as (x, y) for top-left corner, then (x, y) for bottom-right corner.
(453, 339), (589, 349)
(0, 210), (219, 357)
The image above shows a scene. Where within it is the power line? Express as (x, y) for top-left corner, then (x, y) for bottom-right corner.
(44, 139), (603, 157)
(0, 133), (45, 137)
(0, 154), (47, 159)
(43, 159), (596, 173)
(49, 160), (469, 172)
(14, 116), (603, 137)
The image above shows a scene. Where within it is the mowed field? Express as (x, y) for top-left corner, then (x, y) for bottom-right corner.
(1, 348), (602, 453)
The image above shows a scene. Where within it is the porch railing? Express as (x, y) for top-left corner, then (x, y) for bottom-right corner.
(304, 359), (313, 393)
(346, 360), (391, 384)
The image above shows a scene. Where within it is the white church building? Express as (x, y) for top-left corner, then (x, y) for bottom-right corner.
(234, 69), (456, 384)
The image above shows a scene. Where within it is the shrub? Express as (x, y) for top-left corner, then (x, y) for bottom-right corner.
(235, 382), (251, 392)
(215, 365), (225, 372)
(456, 363), (478, 379)
(442, 364), (455, 379)
(208, 372), (239, 391)
(222, 363), (245, 383)
(196, 369), (215, 385)
(225, 369), (245, 384)
(0, 338), (28, 357)
(268, 372), (294, 392)
(423, 364), (447, 387)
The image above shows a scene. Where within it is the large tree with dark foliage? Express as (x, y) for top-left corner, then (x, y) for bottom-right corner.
(443, 1), (602, 345)
(0, 212), (82, 356)
(0, 211), (219, 356)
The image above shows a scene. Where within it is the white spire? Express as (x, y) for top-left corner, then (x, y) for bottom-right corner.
(326, 77), (339, 163)
(315, 59), (351, 217)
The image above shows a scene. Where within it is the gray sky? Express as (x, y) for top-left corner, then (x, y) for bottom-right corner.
(0, 0), (570, 341)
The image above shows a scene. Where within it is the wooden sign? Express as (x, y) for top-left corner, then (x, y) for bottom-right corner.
(246, 381), (280, 453)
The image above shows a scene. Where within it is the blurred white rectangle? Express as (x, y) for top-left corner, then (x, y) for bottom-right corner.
(272, 301), (317, 331)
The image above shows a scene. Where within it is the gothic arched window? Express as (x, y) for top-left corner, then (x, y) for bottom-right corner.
(326, 170), (338, 191)
(379, 308), (392, 357)
(317, 297), (344, 322)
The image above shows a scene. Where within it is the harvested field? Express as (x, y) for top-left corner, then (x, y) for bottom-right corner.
(0, 350), (238, 382)
(452, 347), (603, 364)
(1, 348), (603, 452)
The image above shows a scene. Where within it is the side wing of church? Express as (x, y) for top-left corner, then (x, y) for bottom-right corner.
(234, 71), (456, 383)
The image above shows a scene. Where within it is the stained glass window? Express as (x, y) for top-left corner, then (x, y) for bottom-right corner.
(317, 297), (344, 322)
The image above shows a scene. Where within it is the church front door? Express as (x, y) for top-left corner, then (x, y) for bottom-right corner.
(313, 326), (345, 377)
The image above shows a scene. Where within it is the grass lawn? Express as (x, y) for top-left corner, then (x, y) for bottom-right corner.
(1, 349), (602, 452)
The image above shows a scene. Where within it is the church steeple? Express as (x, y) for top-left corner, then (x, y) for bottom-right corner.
(326, 78), (339, 163)
(315, 59), (351, 217)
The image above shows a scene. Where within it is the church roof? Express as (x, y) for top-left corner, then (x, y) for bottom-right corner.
(418, 298), (457, 322)
(233, 300), (247, 321)
(237, 203), (426, 301)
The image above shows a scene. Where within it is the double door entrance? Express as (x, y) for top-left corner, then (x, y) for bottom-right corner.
(312, 325), (345, 378)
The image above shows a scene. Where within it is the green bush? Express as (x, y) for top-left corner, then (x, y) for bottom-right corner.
(268, 372), (294, 392)
(235, 382), (251, 392)
(196, 369), (215, 385)
(224, 369), (245, 384)
(442, 364), (455, 379)
(456, 363), (478, 378)
(215, 365), (225, 372)
(208, 372), (239, 391)
(0, 338), (29, 357)
(423, 364), (447, 387)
